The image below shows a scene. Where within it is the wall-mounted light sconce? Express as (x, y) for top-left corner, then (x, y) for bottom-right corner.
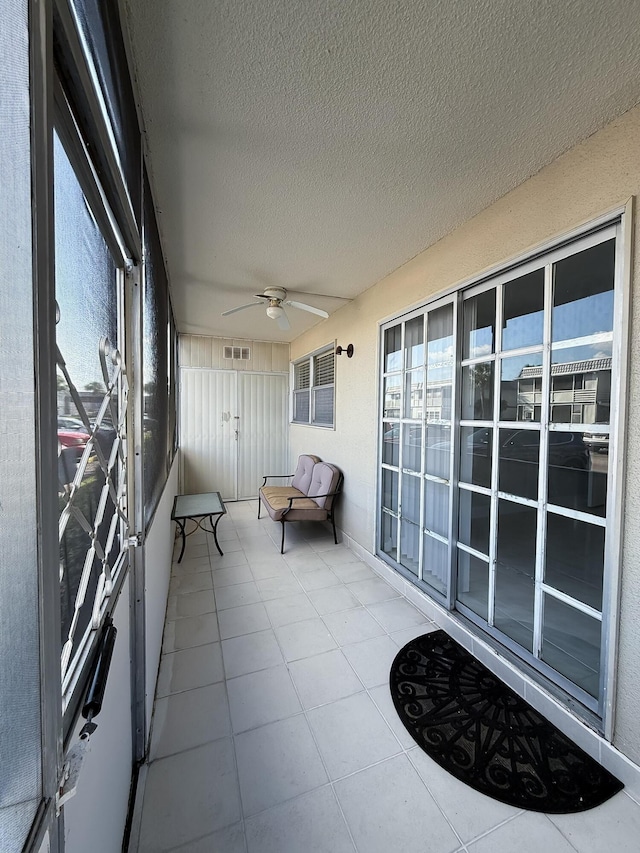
(335, 344), (354, 358)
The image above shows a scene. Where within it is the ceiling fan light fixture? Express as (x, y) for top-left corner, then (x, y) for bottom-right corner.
(266, 304), (284, 320)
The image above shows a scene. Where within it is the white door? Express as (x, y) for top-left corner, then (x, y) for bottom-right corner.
(238, 372), (289, 499)
(180, 368), (288, 500)
(180, 368), (238, 499)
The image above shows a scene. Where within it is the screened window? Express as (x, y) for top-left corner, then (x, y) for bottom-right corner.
(292, 347), (335, 426)
(54, 130), (128, 707)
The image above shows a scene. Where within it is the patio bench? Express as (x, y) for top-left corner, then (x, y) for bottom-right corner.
(258, 454), (343, 553)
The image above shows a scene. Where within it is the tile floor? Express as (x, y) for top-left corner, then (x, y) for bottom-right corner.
(131, 500), (640, 853)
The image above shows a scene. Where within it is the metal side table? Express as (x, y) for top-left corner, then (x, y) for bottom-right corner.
(171, 491), (226, 563)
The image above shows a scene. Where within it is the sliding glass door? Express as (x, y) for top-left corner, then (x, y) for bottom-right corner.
(380, 298), (455, 599)
(378, 220), (624, 716)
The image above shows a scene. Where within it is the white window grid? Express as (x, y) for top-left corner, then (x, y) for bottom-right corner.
(292, 347), (335, 427)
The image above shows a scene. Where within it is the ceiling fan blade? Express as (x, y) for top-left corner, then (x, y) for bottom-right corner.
(284, 300), (329, 319)
(221, 302), (262, 316)
(277, 309), (291, 331)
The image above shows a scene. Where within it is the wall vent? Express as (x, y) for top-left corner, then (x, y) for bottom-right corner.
(223, 346), (251, 361)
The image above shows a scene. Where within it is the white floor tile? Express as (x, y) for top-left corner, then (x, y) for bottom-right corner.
(548, 791), (640, 852)
(166, 589), (216, 620)
(218, 602), (271, 639)
(368, 684), (417, 749)
(221, 629), (284, 679)
(283, 552), (328, 573)
(250, 559), (296, 581)
(163, 613), (220, 653)
(318, 548), (361, 567)
(211, 551), (250, 570)
(227, 665), (302, 733)
(138, 739), (241, 852)
(341, 635), (399, 688)
(169, 572), (213, 596)
(389, 621), (437, 647)
(156, 643), (224, 697)
(323, 607), (386, 646)
(235, 716), (328, 816)
(171, 555), (212, 575)
(408, 747), (521, 843)
(295, 568), (341, 592)
(308, 585), (360, 615)
(330, 562), (377, 583)
(150, 682), (231, 760)
(467, 811), (576, 853)
(347, 576), (400, 605)
(308, 692), (402, 780)
(215, 581), (262, 611)
(169, 822), (246, 852)
(289, 649), (363, 709)
(245, 785), (356, 853)
(264, 592), (318, 627)
(334, 754), (459, 853)
(212, 564), (254, 588)
(275, 618), (338, 662)
(179, 541), (210, 560)
(255, 573), (302, 600)
(367, 598), (426, 633)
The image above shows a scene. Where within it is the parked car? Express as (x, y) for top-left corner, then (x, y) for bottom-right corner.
(583, 433), (609, 454)
(57, 415), (87, 432)
(57, 427), (90, 460)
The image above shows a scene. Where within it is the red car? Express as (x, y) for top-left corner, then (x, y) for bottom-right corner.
(58, 427), (91, 460)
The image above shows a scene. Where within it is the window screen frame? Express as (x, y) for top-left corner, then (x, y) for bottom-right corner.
(53, 94), (134, 732)
(291, 345), (336, 428)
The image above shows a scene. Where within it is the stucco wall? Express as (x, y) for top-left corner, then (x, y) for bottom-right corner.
(290, 104), (640, 763)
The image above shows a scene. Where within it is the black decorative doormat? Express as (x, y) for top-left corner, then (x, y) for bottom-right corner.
(389, 630), (622, 812)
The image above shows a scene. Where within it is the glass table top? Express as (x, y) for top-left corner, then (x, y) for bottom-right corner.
(172, 492), (225, 519)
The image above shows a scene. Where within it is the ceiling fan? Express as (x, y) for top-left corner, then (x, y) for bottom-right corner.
(221, 287), (329, 331)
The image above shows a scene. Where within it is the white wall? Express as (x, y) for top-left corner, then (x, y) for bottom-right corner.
(144, 456), (179, 732)
(63, 456), (179, 851)
(290, 104), (640, 764)
(64, 577), (132, 853)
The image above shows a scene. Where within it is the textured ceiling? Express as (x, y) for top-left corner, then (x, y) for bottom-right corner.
(123, 0), (640, 342)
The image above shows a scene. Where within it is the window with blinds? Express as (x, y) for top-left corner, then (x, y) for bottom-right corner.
(292, 347), (335, 426)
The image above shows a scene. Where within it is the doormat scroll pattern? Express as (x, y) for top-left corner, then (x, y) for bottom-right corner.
(389, 630), (622, 812)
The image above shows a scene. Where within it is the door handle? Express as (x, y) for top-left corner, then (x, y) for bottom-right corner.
(234, 429), (239, 441)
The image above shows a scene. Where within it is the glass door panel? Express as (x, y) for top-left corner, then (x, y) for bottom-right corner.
(494, 501), (537, 652)
(544, 514), (604, 610)
(382, 422), (400, 466)
(424, 480), (449, 538)
(547, 431), (607, 517)
(461, 363), (494, 420)
(551, 240), (615, 343)
(402, 423), (422, 471)
(425, 424), (450, 478)
(384, 325), (402, 371)
(501, 353), (543, 422)
(405, 315), (424, 368)
(423, 534), (448, 595)
(541, 596), (601, 698)
(458, 490), (491, 554)
(400, 521), (420, 576)
(502, 270), (545, 350)
(457, 551), (489, 620)
(498, 428), (539, 500)
(460, 426), (492, 487)
(404, 369), (424, 419)
(463, 290), (495, 359)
